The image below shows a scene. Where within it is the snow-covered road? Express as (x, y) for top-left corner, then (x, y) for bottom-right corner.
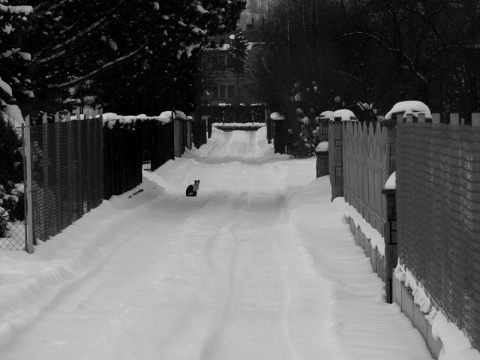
(0, 127), (432, 359)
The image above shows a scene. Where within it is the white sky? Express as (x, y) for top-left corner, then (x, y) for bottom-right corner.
(0, 127), (474, 360)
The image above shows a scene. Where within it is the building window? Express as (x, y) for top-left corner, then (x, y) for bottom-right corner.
(212, 54), (227, 69)
(219, 86), (226, 99)
(211, 85), (235, 100)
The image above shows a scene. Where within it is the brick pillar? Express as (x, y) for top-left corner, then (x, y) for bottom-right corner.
(316, 148), (329, 178)
(318, 118), (329, 143)
(328, 118), (344, 200)
(382, 188), (397, 303)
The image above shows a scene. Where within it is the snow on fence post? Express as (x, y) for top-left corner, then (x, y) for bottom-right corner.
(270, 112), (286, 154)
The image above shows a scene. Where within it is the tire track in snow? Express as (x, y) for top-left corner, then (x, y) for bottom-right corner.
(193, 194), (304, 360)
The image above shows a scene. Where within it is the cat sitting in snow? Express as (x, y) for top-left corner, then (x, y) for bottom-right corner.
(186, 180), (200, 197)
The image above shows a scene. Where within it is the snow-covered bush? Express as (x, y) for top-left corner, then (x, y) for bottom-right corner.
(287, 81), (322, 158)
(0, 1), (33, 125)
(0, 112), (25, 237)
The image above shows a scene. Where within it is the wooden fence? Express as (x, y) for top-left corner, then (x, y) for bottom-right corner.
(343, 121), (396, 236)
(331, 119), (397, 301)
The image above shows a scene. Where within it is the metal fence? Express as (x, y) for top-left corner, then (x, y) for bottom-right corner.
(397, 114), (480, 348)
(128, 119), (174, 173)
(0, 115), (26, 250)
(343, 121), (396, 236)
(192, 118), (208, 148)
(26, 113), (104, 249)
(210, 104), (267, 123)
(103, 119), (143, 199)
(3, 111), (207, 253)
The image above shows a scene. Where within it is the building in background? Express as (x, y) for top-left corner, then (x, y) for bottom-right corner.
(198, 1), (268, 118)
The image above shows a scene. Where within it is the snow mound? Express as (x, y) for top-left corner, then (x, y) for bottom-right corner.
(316, 141), (329, 152)
(270, 112), (285, 121)
(330, 109), (357, 121)
(182, 126), (289, 164)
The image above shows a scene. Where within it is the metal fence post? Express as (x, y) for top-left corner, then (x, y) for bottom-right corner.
(24, 115), (34, 254)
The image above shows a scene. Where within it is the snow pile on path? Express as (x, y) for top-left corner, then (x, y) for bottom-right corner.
(183, 126), (289, 164)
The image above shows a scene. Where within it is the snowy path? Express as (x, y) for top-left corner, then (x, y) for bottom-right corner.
(0, 128), (432, 359)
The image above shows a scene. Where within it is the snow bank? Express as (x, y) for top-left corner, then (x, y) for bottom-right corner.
(385, 100), (432, 120)
(0, 178), (165, 351)
(182, 126), (288, 164)
(340, 199), (385, 255)
(395, 263), (480, 360)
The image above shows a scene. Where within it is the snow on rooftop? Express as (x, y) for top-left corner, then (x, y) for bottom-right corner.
(385, 100), (432, 120)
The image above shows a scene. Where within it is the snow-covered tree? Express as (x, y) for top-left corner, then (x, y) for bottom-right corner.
(0, 1), (34, 125)
(25, 0), (247, 114)
(228, 32), (248, 75)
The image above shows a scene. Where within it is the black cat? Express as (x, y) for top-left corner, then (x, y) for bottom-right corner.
(186, 180), (200, 197)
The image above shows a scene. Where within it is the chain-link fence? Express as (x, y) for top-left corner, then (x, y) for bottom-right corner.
(397, 120), (480, 349)
(0, 115), (26, 250)
(29, 115), (103, 244)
